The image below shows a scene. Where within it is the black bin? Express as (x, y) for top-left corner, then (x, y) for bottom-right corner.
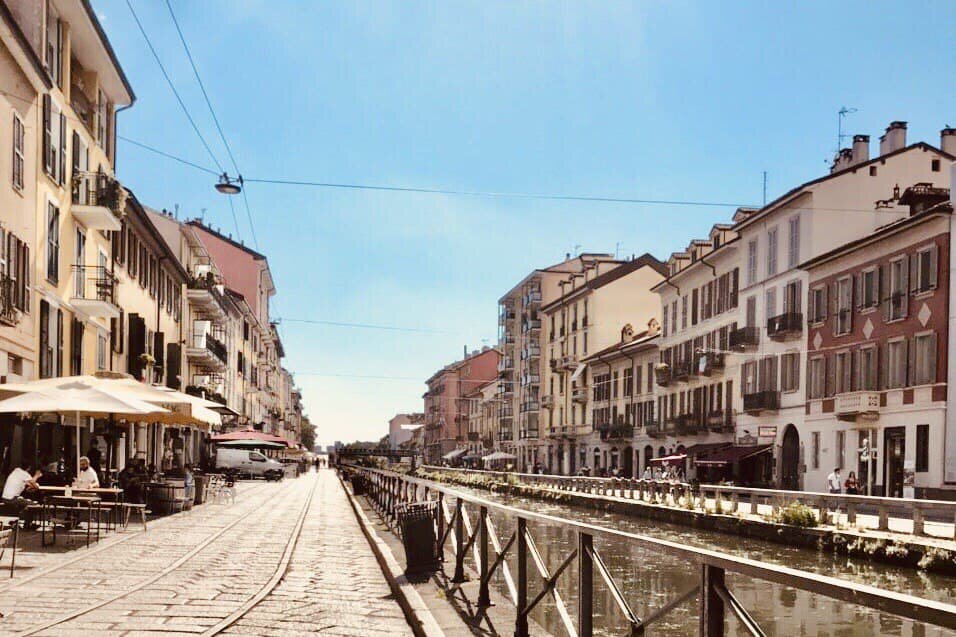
(396, 501), (440, 575)
(350, 474), (367, 496)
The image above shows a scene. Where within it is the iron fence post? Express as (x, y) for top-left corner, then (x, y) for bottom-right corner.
(453, 498), (466, 583)
(478, 505), (491, 606)
(578, 531), (593, 637)
(700, 563), (725, 637)
(436, 492), (445, 559)
(515, 516), (528, 637)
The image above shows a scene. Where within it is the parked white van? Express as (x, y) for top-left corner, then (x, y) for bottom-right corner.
(215, 448), (284, 480)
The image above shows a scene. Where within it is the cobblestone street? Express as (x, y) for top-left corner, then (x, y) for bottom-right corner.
(0, 471), (414, 636)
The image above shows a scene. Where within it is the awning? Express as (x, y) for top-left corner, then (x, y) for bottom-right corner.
(463, 454), (483, 461)
(570, 363), (587, 383)
(211, 429), (293, 448)
(482, 451), (517, 462)
(442, 448), (467, 460)
(649, 454), (686, 466)
(684, 443), (733, 458)
(216, 439), (286, 450)
(695, 445), (772, 467)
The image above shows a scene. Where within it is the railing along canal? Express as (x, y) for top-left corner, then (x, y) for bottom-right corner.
(424, 465), (956, 539)
(347, 465), (956, 636)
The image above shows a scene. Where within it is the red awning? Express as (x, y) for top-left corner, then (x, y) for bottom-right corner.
(683, 443), (733, 458)
(649, 454), (686, 466)
(694, 445), (771, 467)
(210, 428), (293, 448)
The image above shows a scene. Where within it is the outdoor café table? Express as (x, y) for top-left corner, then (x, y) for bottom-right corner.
(37, 486), (124, 531)
(39, 492), (102, 548)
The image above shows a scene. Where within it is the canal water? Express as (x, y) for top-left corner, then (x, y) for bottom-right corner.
(443, 483), (955, 636)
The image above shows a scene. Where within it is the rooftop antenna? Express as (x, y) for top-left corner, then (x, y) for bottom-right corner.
(615, 242), (623, 259)
(837, 106), (858, 153)
(174, 203), (180, 220)
(200, 207), (207, 223)
(573, 244), (582, 256)
(762, 171), (768, 206)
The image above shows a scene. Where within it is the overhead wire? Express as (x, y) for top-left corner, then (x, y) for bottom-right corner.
(125, 0), (225, 175)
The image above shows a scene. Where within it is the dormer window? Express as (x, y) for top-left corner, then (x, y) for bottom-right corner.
(713, 234), (721, 249)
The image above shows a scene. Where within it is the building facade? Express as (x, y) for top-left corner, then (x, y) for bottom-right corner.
(802, 183), (952, 497)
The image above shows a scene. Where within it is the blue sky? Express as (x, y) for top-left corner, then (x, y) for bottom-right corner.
(94, 1), (955, 447)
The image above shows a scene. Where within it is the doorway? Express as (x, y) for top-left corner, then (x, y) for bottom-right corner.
(884, 427), (905, 498)
(623, 446), (634, 477)
(781, 424), (800, 490)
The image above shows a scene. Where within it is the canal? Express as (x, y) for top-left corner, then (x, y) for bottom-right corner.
(441, 481), (956, 636)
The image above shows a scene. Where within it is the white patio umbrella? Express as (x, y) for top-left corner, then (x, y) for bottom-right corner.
(0, 385), (169, 473)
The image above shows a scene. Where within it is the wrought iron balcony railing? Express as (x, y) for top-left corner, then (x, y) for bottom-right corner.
(767, 312), (803, 340)
(743, 390), (780, 413)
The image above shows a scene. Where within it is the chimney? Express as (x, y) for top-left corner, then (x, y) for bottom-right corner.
(831, 148), (853, 173)
(851, 135), (869, 165)
(879, 121), (907, 155)
(942, 127), (956, 156)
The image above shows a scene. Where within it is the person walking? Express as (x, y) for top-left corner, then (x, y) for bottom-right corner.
(826, 467), (842, 494)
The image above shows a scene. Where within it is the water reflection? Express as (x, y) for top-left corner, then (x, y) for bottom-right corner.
(446, 486), (954, 636)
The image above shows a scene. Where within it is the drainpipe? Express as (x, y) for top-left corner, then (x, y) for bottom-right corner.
(698, 253), (717, 276)
(945, 164), (956, 485)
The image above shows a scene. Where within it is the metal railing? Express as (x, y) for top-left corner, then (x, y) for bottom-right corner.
(72, 171), (122, 211)
(347, 466), (956, 636)
(0, 274), (20, 325)
(71, 265), (116, 303)
(422, 466), (956, 540)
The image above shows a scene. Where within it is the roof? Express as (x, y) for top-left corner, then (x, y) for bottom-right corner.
(0, 2), (51, 89)
(80, 0), (135, 104)
(497, 253), (621, 303)
(734, 142), (956, 232)
(125, 191), (189, 281)
(581, 330), (659, 362)
(186, 220), (268, 261)
(799, 202), (952, 271)
(541, 253), (667, 312)
(651, 235), (740, 292)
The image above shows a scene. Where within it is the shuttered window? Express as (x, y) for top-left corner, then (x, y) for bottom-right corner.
(12, 113), (24, 190)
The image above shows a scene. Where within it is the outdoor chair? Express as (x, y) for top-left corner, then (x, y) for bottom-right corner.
(0, 516), (19, 577)
(121, 503), (148, 532)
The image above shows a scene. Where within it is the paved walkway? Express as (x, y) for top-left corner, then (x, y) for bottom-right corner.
(0, 470), (414, 636)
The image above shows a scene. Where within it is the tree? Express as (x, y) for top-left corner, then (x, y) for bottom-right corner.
(300, 418), (316, 452)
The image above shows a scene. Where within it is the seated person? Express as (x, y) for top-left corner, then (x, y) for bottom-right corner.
(1, 462), (42, 525)
(118, 458), (148, 504)
(73, 456), (100, 490)
(37, 461), (68, 487)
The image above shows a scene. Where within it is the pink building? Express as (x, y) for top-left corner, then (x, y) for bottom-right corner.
(423, 347), (500, 463)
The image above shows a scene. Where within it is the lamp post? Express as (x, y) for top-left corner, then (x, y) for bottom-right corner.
(215, 173), (243, 195)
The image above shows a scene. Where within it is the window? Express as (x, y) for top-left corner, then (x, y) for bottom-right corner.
(835, 277), (852, 335)
(781, 352), (799, 392)
(623, 367), (633, 397)
(835, 351), (851, 393)
(746, 295), (756, 327)
(767, 227), (778, 276)
(932, 159), (941, 172)
(765, 287), (776, 320)
(914, 332), (937, 385)
(888, 257), (907, 321)
(811, 432), (820, 470)
(836, 431), (845, 471)
(758, 355), (777, 391)
(46, 203), (59, 283)
(913, 245), (938, 293)
(783, 280), (801, 315)
(861, 269), (878, 309)
(670, 301), (677, 334)
(787, 216), (800, 268)
(916, 424), (929, 472)
(747, 239), (758, 284)
(809, 357), (825, 399)
(887, 339), (906, 389)
(742, 360), (758, 395)
(662, 305), (668, 337)
(681, 295), (688, 330)
(12, 113), (24, 190)
(860, 346), (878, 390)
(809, 286), (826, 323)
(869, 166), (877, 176)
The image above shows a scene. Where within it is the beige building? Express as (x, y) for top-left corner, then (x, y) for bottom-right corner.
(540, 254), (667, 474)
(464, 379), (498, 458)
(497, 254), (624, 472)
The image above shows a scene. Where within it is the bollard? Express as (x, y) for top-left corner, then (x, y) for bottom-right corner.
(913, 506), (925, 537)
(878, 505), (890, 532)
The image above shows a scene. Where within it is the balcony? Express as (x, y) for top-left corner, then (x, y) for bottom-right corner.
(571, 387), (588, 403)
(185, 331), (228, 372)
(520, 400), (540, 413)
(521, 374), (541, 387)
(498, 357), (515, 373)
(497, 428), (514, 442)
(644, 420), (664, 438)
(187, 273), (229, 322)
(71, 172), (124, 231)
(729, 326), (760, 350)
(767, 312), (803, 340)
(654, 364), (671, 387)
(0, 275), (21, 326)
(743, 390), (780, 414)
(497, 384), (514, 398)
(498, 308), (516, 325)
(502, 332), (516, 345)
(541, 395), (555, 409)
(696, 352), (725, 376)
(672, 360), (691, 383)
(522, 319), (541, 334)
(835, 391), (881, 420)
(555, 355), (579, 372)
(675, 413), (703, 435)
(599, 422), (634, 441)
(524, 290), (542, 306)
(498, 406), (514, 420)
(521, 345), (540, 360)
(707, 409), (734, 432)
(70, 265), (119, 318)
(467, 431), (480, 442)
(70, 80), (96, 133)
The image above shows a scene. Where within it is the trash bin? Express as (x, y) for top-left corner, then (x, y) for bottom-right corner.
(350, 474), (366, 496)
(395, 501), (440, 575)
(193, 474), (208, 505)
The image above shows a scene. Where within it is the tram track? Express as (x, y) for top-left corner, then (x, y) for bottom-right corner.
(12, 476), (318, 636)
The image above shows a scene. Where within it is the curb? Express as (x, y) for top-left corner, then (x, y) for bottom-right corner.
(337, 472), (445, 637)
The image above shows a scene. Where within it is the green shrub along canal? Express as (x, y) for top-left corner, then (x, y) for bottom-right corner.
(426, 477), (955, 636)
